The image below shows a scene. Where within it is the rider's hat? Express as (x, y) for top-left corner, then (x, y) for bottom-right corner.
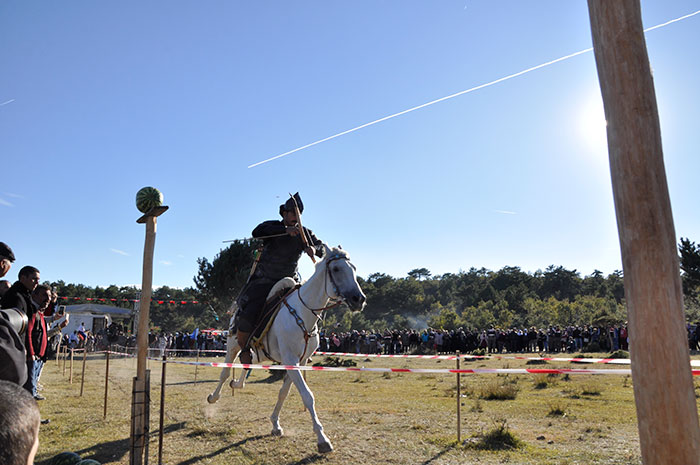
(279, 192), (304, 217)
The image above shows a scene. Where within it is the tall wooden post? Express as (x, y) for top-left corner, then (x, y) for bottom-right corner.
(130, 205), (168, 465)
(587, 2), (700, 463)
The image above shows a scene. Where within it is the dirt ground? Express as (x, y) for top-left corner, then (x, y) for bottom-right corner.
(32, 351), (700, 464)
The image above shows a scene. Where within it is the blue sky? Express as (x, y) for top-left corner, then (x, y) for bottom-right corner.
(2, 1), (699, 289)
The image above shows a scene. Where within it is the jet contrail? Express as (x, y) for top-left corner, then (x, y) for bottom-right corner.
(0, 99), (15, 107)
(248, 9), (700, 169)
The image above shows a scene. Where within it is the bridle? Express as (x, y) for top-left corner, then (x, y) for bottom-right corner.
(296, 252), (354, 316)
(282, 252), (356, 362)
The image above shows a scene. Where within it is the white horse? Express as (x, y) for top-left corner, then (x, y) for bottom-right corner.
(206, 244), (366, 453)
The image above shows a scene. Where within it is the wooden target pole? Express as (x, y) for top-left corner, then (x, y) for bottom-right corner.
(130, 205), (168, 465)
(587, 2), (700, 463)
(69, 349), (74, 384)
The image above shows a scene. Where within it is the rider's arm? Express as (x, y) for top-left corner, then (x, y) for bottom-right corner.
(252, 220), (286, 238)
(303, 227), (324, 257)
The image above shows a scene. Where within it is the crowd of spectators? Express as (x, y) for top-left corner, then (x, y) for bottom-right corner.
(317, 323), (699, 355)
(316, 325), (633, 355)
(141, 331), (227, 357)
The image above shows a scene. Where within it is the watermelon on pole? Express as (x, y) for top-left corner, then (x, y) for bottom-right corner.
(136, 187), (163, 213)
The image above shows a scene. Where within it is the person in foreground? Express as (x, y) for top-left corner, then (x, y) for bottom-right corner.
(0, 379), (41, 465)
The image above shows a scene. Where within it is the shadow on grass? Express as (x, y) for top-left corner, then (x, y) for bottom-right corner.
(250, 371), (286, 384)
(36, 422), (187, 465)
(165, 379), (218, 386)
(284, 453), (327, 465)
(175, 434), (268, 465)
(419, 446), (452, 465)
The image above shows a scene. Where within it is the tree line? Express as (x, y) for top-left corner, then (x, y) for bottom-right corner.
(44, 237), (700, 334)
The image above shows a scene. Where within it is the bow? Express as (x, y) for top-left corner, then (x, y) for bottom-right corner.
(289, 193), (316, 264)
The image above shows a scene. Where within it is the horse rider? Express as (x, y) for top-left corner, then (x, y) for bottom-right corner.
(235, 193), (323, 364)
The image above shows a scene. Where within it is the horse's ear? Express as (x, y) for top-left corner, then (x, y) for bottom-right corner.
(322, 243), (331, 258)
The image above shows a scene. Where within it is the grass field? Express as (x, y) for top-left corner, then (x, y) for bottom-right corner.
(33, 351), (700, 465)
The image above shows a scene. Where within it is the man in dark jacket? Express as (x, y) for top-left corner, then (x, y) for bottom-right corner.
(235, 193), (323, 363)
(1, 266), (40, 320)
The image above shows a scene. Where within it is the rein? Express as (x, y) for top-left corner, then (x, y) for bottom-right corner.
(285, 252), (351, 362)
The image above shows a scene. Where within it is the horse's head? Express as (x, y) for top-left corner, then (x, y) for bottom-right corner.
(320, 244), (366, 311)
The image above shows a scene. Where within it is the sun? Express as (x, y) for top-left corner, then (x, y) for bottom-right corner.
(577, 90), (608, 154)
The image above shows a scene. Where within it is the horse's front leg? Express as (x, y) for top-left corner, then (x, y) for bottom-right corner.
(284, 362), (333, 453)
(207, 338), (239, 403)
(270, 373), (292, 436)
(230, 365), (250, 389)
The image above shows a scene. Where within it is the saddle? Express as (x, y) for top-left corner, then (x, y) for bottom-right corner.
(249, 278), (299, 357)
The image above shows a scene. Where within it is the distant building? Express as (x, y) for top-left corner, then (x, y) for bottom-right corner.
(61, 303), (132, 336)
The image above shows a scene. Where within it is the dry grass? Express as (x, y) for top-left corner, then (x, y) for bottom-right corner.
(31, 352), (700, 464)
(479, 381), (519, 400)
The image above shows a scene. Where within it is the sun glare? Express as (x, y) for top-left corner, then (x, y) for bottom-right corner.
(577, 91), (608, 154)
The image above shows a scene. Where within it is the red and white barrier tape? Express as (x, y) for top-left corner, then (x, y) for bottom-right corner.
(157, 358), (641, 375)
(314, 351), (700, 367)
(103, 351), (700, 376)
(58, 297), (201, 305)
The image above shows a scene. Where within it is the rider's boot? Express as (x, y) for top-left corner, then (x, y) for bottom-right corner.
(237, 330), (253, 364)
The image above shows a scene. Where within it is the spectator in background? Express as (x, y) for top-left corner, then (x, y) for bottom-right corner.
(158, 332), (168, 358)
(69, 331), (79, 348)
(0, 242), (15, 279)
(0, 379), (41, 465)
(619, 324), (628, 351)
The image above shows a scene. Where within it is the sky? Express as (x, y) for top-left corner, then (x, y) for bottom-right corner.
(1, 1), (699, 290)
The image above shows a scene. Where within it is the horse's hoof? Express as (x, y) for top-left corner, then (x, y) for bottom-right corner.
(230, 379), (244, 389)
(207, 394), (219, 404)
(271, 427), (284, 437)
(318, 442), (333, 453)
